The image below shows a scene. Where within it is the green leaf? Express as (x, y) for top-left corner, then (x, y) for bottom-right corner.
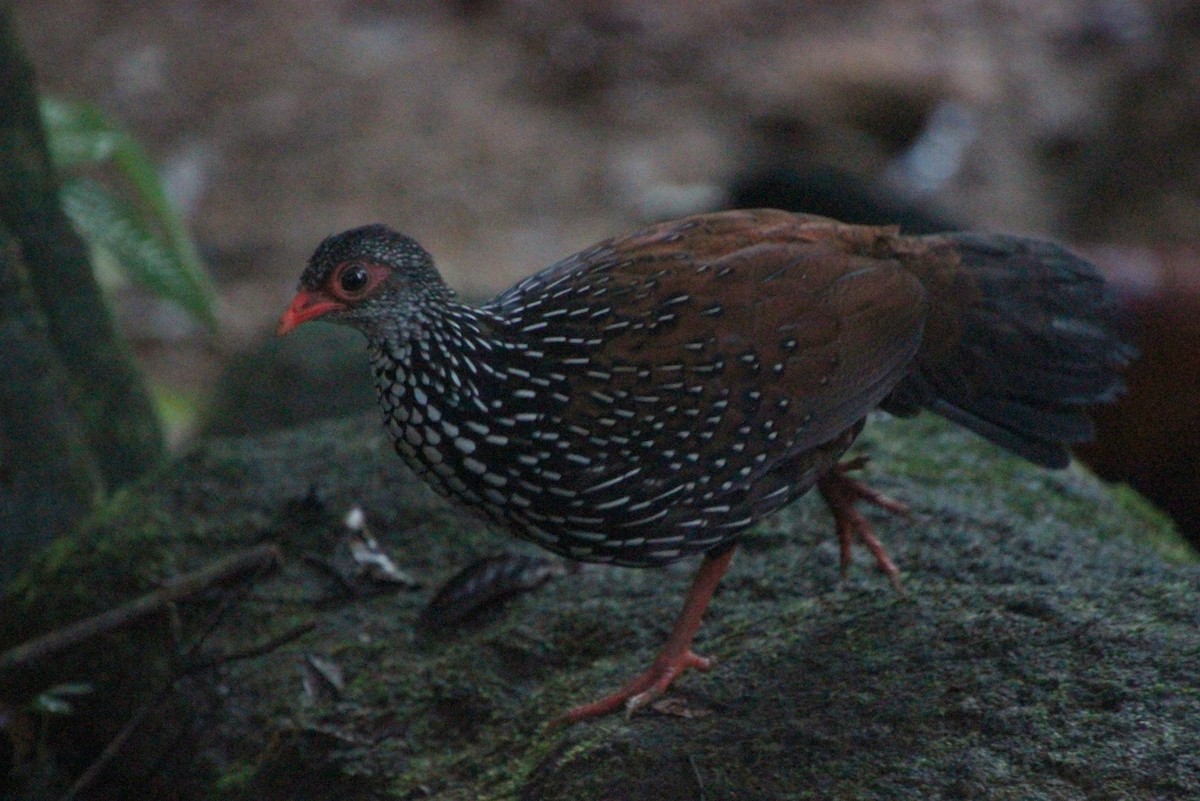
(39, 97), (128, 169)
(31, 695), (74, 716)
(41, 97), (218, 333)
(61, 177), (218, 330)
(29, 683), (93, 716)
(149, 379), (203, 446)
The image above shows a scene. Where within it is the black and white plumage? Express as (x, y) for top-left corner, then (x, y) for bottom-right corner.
(280, 208), (1130, 721)
(285, 210), (1127, 568)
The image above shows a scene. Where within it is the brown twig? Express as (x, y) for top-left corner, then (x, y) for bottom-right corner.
(57, 545), (289, 801)
(59, 621), (315, 801)
(689, 754), (707, 801)
(181, 621), (316, 675)
(0, 545), (281, 672)
(60, 681), (164, 801)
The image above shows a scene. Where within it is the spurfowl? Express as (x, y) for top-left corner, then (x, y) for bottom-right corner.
(278, 209), (1129, 723)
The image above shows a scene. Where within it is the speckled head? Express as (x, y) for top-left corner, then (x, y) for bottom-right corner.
(278, 224), (453, 339)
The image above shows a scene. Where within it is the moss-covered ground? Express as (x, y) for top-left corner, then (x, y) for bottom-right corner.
(2, 412), (1196, 800)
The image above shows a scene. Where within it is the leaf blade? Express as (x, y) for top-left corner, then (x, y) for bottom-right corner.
(60, 177), (219, 331)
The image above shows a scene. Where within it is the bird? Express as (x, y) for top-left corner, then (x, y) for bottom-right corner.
(278, 209), (1130, 723)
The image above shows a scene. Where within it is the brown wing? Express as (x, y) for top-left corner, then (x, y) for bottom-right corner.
(489, 210), (927, 455)
(477, 210), (927, 563)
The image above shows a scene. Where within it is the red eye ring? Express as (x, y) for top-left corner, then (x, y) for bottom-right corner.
(336, 262), (371, 296)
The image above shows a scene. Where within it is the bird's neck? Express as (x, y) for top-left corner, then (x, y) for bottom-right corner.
(367, 299), (507, 415)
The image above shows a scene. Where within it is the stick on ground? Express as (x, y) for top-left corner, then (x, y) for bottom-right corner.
(0, 544), (281, 672)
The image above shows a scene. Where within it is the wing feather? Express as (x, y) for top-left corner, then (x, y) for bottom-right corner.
(477, 211), (927, 560)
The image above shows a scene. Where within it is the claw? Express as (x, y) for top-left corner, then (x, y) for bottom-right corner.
(552, 649), (714, 726)
(817, 458), (910, 592)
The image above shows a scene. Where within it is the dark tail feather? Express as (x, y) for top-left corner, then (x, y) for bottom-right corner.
(885, 233), (1135, 468)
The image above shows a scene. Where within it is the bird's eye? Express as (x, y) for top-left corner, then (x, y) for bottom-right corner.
(338, 263), (370, 295)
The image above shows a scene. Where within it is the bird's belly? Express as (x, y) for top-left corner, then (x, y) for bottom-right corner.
(379, 388), (863, 568)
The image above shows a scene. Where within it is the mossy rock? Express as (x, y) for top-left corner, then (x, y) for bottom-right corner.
(1, 412), (1196, 800)
(200, 324), (376, 438)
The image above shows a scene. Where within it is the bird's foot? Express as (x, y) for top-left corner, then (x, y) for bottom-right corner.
(550, 549), (734, 726)
(552, 649), (714, 726)
(817, 456), (910, 592)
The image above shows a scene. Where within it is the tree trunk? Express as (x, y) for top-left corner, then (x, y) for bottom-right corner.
(0, 5), (164, 578)
(0, 4), (163, 489)
(0, 225), (103, 579)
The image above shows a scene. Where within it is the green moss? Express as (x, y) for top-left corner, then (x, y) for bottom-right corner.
(1105, 482), (1193, 561)
(3, 412), (1198, 799)
(2, 490), (174, 635)
(213, 761), (259, 795)
(859, 413), (1192, 559)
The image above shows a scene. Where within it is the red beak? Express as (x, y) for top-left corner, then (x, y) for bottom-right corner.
(277, 290), (343, 335)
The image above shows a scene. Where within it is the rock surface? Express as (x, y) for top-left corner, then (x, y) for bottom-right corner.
(2, 412), (1196, 800)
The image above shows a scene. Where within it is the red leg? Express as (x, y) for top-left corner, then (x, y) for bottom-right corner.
(817, 457), (910, 592)
(553, 548), (735, 726)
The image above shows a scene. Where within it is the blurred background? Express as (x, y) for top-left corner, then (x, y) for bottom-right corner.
(11, 0), (1200, 543)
